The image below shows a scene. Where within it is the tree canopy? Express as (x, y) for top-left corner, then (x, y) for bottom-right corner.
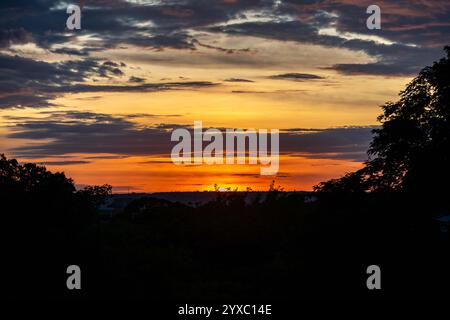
(315, 46), (450, 205)
(1, 153), (111, 226)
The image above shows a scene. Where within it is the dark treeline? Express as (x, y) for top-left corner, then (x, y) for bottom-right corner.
(2, 47), (450, 299)
(1, 163), (448, 299)
(1, 155), (111, 299)
(99, 190), (448, 299)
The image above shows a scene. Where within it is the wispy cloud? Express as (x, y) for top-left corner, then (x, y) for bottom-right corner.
(269, 73), (324, 81)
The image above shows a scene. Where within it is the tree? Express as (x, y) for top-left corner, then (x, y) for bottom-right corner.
(1, 154), (111, 216)
(77, 184), (112, 207)
(1, 154), (112, 297)
(315, 46), (450, 206)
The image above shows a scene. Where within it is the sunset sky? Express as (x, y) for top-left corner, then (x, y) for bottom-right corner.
(1, 0), (449, 192)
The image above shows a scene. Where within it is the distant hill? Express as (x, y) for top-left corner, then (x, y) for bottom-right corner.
(99, 191), (314, 214)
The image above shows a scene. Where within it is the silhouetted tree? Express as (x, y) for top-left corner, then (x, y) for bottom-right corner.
(77, 184), (112, 207)
(315, 46), (450, 209)
(1, 154), (111, 297)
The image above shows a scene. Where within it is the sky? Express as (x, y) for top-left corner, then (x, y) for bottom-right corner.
(1, 0), (449, 192)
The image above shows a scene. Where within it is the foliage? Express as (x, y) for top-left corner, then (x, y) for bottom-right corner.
(1, 154), (111, 298)
(315, 47), (450, 207)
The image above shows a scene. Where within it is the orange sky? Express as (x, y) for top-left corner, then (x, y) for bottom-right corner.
(0, 47), (411, 191)
(0, 4), (424, 192)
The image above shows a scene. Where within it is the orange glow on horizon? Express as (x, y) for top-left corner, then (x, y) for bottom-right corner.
(16, 154), (364, 193)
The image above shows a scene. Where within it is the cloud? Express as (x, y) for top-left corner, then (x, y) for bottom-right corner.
(0, 53), (217, 109)
(1, 1), (449, 77)
(38, 160), (91, 166)
(0, 0), (266, 52)
(0, 28), (33, 48)
(279, 126), (375, 161)
(129, 76), (146, 83)
(327, 63), (414, 76)
(193, 39), (253, 54)
(47, 81), (218, 94)
(224, 78), (255, 82)
(6, 111), (375, 162)
(231, 90), (270, 94)
(1, 0), (449, 100)
(204, 1), (450, 76)
(8, 111), (173, 157)
(269, 73), (324, 81)
(0, 53), (128, 108)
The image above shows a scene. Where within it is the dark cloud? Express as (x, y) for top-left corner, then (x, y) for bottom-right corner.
(39, 160), (91, 165)
(279, 126), (375, 161)
(7, 111), (374, 162)
(231, 89), (307, 94)
(49, 47), (103, 56)
(97, 61), (125, 77)
(7, 111), (178, 157)
(305, 0), (450, 50)
(129, 76), (146, 83)
(121, 113), (183, 119)
(47, 81), (217, 93)
(0, 28), (33, 48)
(224, 78), (255, 82)
(0, 53), (217, 109)
(0, 53), (128, 108)
(326, 44), (443, 76)
(0, 94), (57, 109)
(205, 1), (450, 76)
(0, 0), (449, 96)
(269, 73), (324, 81)
(0, 54), (102, 86)
(84, 155), (129, 160)
(327, 63), (415, 77)
(0, 0), (266, 52)
(193, 39), (253, 54)
(231, 90), (270, 94)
